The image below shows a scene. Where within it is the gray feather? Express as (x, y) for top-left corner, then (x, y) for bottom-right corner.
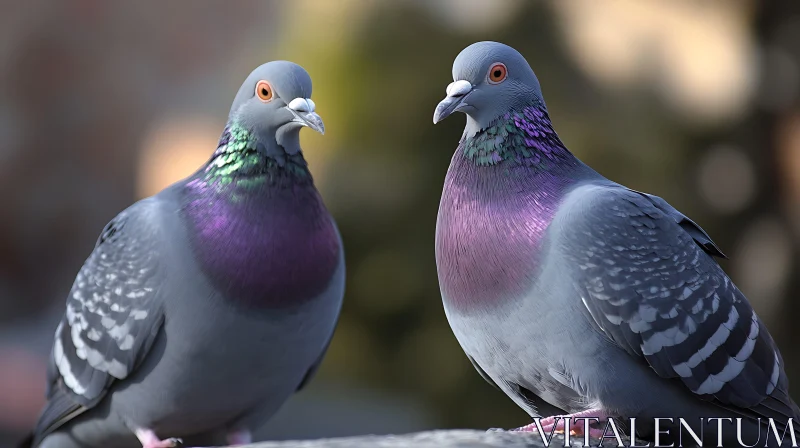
(630, 189), (726, 259)
(561, 184), (796, 424)
(33, 198), (167, 445)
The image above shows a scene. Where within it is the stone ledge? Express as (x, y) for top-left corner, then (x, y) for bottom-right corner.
(237, 429), (610, 448)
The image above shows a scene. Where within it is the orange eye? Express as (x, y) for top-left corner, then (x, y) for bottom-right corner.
(255, 80), (273, 102)
(488, 63), (507, 84)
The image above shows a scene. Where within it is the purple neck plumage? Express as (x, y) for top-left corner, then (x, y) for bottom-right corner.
(436, 105), (593, 311)
(181, 123), (340, 309)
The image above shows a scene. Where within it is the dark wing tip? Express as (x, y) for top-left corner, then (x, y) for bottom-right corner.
(468, 355), (501, 391)
(30, 386), (86, 447)
(295, 331), (336, 393)
(689, 223), (727, 259)
(294, 363), (317, 392)
(630, 189), (727, 259)
(16, 433), (34, 448)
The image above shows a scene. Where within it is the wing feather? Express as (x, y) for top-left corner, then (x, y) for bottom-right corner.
(32, 198), (167, 444)
(562, 186), (798, 426)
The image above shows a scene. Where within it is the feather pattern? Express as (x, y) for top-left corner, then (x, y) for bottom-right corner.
(181, 124), (340, 308)
(33, 198), (167, 445)
(560, 186), (794, 421)
(436, 106), (585, 311)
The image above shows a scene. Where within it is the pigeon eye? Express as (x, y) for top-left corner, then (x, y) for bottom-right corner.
(488, 63), (507, 84)
(255, 80), (273, 102)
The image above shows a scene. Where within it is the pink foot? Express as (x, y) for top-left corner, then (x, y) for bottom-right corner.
(226, 429), (252, 445)
(135, 429), (182, 448)
(169, 429), (253, 448)
(512, 408), (608, 439)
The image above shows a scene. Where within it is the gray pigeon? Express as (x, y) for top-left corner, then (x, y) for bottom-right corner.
(433, 41), (799, 446)
(22, 61), (345, 448)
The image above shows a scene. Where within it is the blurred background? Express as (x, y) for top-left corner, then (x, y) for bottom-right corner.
(1, 0), (800, 445)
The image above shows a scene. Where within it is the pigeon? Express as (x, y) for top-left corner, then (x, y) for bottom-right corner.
(433, 41), (799, 446)
(22, 61), (345, 448)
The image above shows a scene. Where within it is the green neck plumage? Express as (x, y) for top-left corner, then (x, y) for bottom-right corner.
(198, 122), (312, 190)
(462, 106), (575, 170)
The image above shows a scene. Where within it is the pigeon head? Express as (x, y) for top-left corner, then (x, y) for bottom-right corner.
(228, 61), (324, 153)
(433, 41), (544, 135)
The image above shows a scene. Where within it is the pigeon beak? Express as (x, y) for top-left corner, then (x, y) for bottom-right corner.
(286, 97), (325, 135)
(433, 80), (473, 124)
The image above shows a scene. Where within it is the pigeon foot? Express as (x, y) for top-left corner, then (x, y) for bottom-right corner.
(226, 429), (253, 445)
(135, 429), (183, 448)
(512, 408), (608, 439)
